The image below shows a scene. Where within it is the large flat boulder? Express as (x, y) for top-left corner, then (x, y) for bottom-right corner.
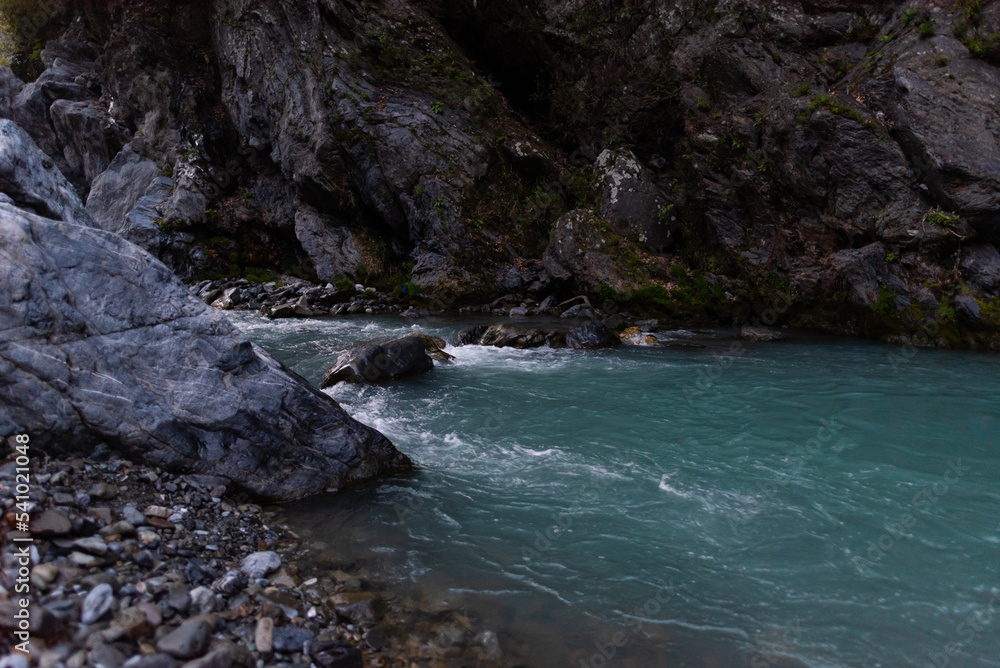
(0, 202), (410, 500)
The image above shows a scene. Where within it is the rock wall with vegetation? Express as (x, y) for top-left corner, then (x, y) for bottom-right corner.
(2, 0), (1000, 347)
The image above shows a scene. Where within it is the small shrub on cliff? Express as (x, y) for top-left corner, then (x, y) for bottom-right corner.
(958, 0), (983, 22)
(0, 0), (60, 72)
(791, 82), (811, 97)
(670, 263), (689, 286)
(873, 288), (898, 317)
(798, 94), (865, 125)
(924, 207), (960, 228)
(918, 20), (935, 39)
(937, 298), (957, 323)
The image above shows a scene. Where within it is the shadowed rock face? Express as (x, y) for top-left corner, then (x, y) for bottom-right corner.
(2, 0), (1000, 346)
(0, 200), (410, 500)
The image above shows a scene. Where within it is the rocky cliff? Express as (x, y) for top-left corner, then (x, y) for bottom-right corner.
(2, 0), (999, 347)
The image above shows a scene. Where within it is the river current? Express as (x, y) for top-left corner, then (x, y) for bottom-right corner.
(230, 313), (1000, 668)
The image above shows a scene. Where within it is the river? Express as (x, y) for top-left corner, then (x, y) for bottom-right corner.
(230, 312), (1000, 668)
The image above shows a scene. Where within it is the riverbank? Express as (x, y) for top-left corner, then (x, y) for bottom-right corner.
(0, 440), (507, 667)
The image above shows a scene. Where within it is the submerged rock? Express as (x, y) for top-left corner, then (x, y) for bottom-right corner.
(620, 326), (659, 346)
(740, 325), (786, 342)
(0, 202), (410, 500)
(565, 322), (621, 350)
(321, 335), (434, 387)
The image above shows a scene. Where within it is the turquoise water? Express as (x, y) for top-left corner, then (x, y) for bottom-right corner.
(230, 313), (1000, 668)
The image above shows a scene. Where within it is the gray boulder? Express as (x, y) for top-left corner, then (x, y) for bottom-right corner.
(0, 67), (23, 119)
(543, 209), (639, 294)
(49, 99), (129, 188)
(321, 336), (434, 387)
(454, 325), (488, 346)
(0, 120), (92, 226)
(0, 202), (410, 500)
(594, 149), (673, 252)
(476, 324), (548, 349)
(565, 322), (621, 350)
(561, 303), (597, 319)
(960, 244), (1000, 297)
(86, 144), (163, 234)
(294, 205), (362, 282)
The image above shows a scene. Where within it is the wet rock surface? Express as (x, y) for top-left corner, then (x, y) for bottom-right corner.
(0, 201), (409, 501)
(321, 336), (435, 387)
(0, 443), (509, 667)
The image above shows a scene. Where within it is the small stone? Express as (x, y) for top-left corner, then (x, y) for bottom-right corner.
(166, 584), (191, 614)
(0, 654), (29, 668)
(85, 641), (126, 667)
(240, 551), (281, 579)
(100, 520), (136, 537)
(75, 491), (92, 507)
(310, 640), (362, 668)
(88, 507), (114, 524)
(180, 646), (234, 668)
(135, 601), (163, 628)
(72, 535), (109, 556)
(365, 627), (387, 650)
(88, 483), (118, 500)
(210, 570), (244, 596)
(329, 592), (382, 625)
(189, 588), (216, 615)
(123, 506), (148, 526)
(70, 551), (100, 568)
(156, 619), (213, 660)
(144, 506), (171, 519)
(134, 550), (155, 569)
(31, 562), (59, 586)
(270, 573), (296, 589)
(31, 509), (72, 536)
(52, 492), (76, 506)
(122, 655), (179, 668)
(119, 606), (155, 640)
(138, 529), (160, 547)
(271, 626), (313, 653)
(81, 583), (115, 625)
(254, 617), (273, 654)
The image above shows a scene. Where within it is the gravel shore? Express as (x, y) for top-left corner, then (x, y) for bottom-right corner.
(0, 440), (506, 667)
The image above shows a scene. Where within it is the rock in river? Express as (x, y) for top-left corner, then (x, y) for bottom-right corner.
(466, 324), (548, 349)
(565, 322), (621, 350)
(321, 335), (435, 387)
